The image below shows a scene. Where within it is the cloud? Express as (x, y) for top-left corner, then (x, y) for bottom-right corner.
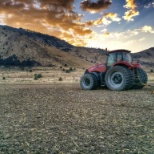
(123, 9), (139, 21)
(144, 2), (154, 8)
(0, 0), (93, 46)
(142, 25), (154, 33)
(0, 14), (6, 25)
(104, 12), (121, 22)
(80, 0), (112, 13)
(85, 12), (120, 26)
(103, 32), (110, 36)
(85, 25), (154, 52)
(124, 0), (136, 9)
(139, 38), (146, 42)
(123, 0), (139, 21)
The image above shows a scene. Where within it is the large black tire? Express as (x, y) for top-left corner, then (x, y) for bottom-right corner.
(133, 68), (148, 89)
(80, 74), (98, 90)
(105, 66), (134, 91)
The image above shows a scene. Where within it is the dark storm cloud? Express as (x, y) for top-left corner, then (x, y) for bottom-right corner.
(38, 0), (74, 10)
(80, 0), (112, 13)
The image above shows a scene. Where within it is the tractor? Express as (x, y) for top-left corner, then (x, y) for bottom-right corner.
(80, 49), (148, 91)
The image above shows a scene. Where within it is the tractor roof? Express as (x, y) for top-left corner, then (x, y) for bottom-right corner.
(108, 49), (131, 53)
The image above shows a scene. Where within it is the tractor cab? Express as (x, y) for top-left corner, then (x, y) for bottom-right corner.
(107, 50), (132, 67)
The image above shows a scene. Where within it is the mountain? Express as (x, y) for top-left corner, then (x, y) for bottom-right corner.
(0, 25), (153, 68)
(132, 47), (154, 67)
(0, 25), (107, 68)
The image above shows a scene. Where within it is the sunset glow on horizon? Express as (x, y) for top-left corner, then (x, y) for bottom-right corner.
(0, 0), (154, 52)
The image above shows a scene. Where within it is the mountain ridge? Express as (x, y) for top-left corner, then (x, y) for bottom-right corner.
(0, 25), (153, 68)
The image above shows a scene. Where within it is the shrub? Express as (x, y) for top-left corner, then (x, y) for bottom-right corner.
(65, 70), (70, 73)
(59, 77), (63, 81)
(2, 77), (5, 80)
(37, 74), (42, 78)
(34, 74), (43, 80)
(64, 64), (68, 67)
(69, 67), (73, 71)
(150, 69), (154, 73)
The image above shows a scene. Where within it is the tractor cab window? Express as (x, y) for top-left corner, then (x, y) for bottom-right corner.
(123, 52), (132, 63)
(107, 53), (116, 67)
(117, 52), (123, 62)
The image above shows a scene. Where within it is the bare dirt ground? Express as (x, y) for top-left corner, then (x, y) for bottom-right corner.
(0, 83), (154, 154)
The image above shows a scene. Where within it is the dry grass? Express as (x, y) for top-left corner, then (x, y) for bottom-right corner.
(0, 67), (84, 84)
(0, 67), (154, 85)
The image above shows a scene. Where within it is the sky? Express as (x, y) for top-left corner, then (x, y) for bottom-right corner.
(0, 0), (154, 52)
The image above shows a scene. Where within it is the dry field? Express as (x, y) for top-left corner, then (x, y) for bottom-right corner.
(0, 67), (154, 84)
(0, 68), (154, 153)
(0, 83), (154, 154)
(0, 67), (83, 84)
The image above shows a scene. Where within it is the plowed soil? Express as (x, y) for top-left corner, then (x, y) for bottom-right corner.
(0, 84), (154, 154)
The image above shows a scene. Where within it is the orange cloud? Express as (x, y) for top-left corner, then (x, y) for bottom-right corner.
(123, 0), (139, 21)
(124, 0), (136, 9)
(123, 9), (139, 21)
(0, 0), (92, 47)
(104, 12), (121, 22)
(103, 32), (110, 36)
(85, 12), (120, 26)
(80, 0), (112, 13)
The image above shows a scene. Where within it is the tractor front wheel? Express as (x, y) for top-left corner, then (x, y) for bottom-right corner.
(133, 68), (148, 89)
(105, 66), (134, 91)
(80, 74), (98, 90)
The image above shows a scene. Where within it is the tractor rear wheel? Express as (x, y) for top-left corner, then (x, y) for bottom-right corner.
(80, 73), (98, 90)
(105, 66), (134, 91)
(133, 68), (148, 89)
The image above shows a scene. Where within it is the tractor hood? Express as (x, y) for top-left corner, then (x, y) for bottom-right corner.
(87, 63), (106, 73)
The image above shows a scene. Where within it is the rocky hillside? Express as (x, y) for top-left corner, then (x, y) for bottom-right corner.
(0, 25), (107, 68)
(0, 25), (153, 68)
(132, 47), (154, 67)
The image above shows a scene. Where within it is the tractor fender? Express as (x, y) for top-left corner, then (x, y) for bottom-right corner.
(84, 70), (101, 84)
(113, 61), (134, 68)
(91, 72), (101, 84)
(91, 72), (100, 79)
(84, 70), (100, 79)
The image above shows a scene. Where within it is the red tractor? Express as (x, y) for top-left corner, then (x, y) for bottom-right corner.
(80, 49), (148, 91)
